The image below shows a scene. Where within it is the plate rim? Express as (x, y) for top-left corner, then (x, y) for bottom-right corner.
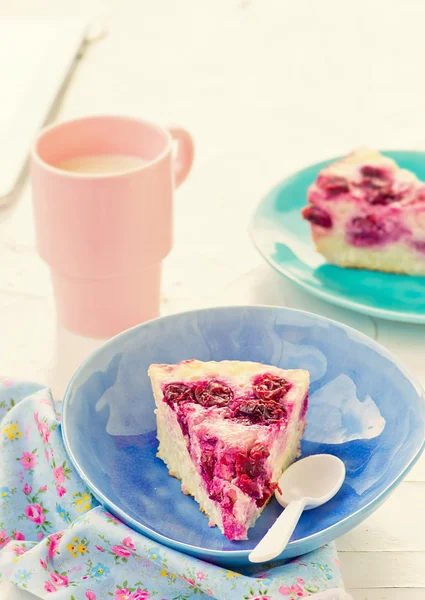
(62, 305), (425, 560)
(250, 150), (425, 324)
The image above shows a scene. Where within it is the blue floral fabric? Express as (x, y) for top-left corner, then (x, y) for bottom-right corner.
(0, 379), (346, 599)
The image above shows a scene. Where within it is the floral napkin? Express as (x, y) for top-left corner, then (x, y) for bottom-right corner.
(0, 379), (351, 600)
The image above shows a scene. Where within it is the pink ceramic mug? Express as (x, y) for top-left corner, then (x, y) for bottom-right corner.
(31, 115), (194, 338)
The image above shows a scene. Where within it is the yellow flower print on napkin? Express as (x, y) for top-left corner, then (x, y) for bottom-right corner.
(2, 422), (22, 441)
(66, 538), (79, 558)
(77, 542), (88, 556)
(66, 537), (89, 558)
(72, 491), (92, 513)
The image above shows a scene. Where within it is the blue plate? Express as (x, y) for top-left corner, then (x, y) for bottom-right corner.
(62, 306), (425, 567)
(251, 151), (425, 323)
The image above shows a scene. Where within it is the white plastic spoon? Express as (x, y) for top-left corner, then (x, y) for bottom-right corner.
(249, 454), (346, 563)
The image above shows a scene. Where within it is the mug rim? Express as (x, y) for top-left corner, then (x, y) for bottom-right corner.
(31, 114), (173, 179)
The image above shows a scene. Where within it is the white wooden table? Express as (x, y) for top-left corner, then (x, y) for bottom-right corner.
(1, 2), (425, 598)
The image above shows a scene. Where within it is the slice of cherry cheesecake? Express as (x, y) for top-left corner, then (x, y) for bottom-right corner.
(148, 360), (309, 541)
(302, 148), (425, 275)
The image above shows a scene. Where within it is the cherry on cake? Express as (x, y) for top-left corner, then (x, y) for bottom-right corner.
(148, 359), (309, 541)
(302, 148), (425, 275)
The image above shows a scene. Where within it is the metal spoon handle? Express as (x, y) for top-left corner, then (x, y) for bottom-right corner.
(248, 498), (306, 563)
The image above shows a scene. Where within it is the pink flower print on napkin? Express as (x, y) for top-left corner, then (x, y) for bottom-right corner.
(39, 422), (50, 444)
(13, 531), (25, 541)
(105, 512), (121, 524)
(37, 532), (44, 541)
(47, 532), (64, 559)
(278, 585), (307, 597)
(25, 504), (45, 524)
(20, 451), (36, 470)
(44, 581), (56, 593)
(85, 591), (97, 600)
(23, 483), (32, 495)
(40, 559), (48, 570)
(50, 572), (69, 587)
(132, 590), (150, 600)
(53, 466), (65, 484)
(40, 485), (48, 492)
(34, 412), (50, 443)
(122, 536), (136, 551)
(56, 485), (66, 497)
(114, 589), (133, 600)
(196, 571), (206, 581)
(0, 530), (11, 549)
(111, 545), (132, 558)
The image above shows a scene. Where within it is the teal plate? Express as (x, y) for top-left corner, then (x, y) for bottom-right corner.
(251, 150), (425, 323)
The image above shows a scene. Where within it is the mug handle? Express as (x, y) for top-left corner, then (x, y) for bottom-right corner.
(168, 126), (194, 188)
